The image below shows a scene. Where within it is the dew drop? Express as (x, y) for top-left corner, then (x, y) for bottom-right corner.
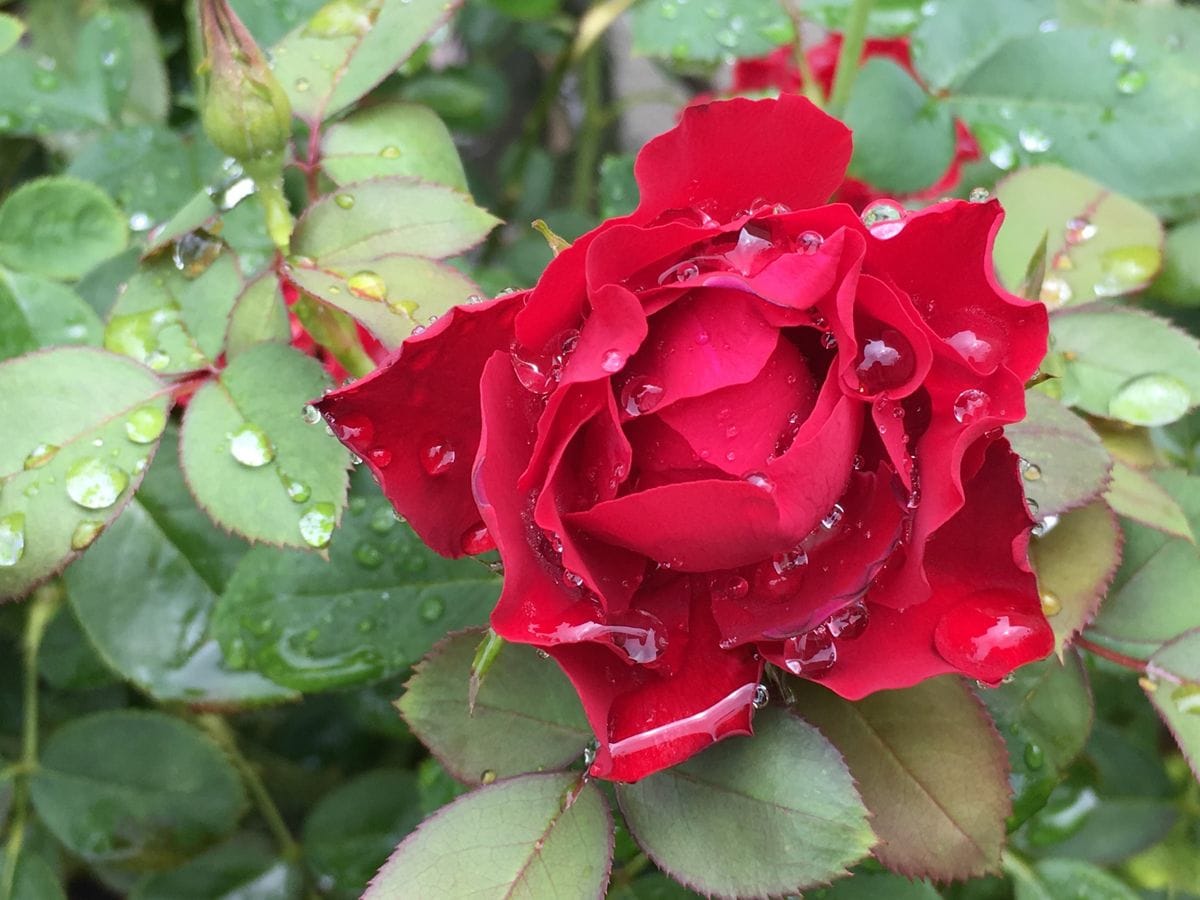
(379, 145), (401, 159)
(229, 424), (276, 467)
(861, 200), (904, 228)
(480, 769), (497, 784)
(620, 376), (664, 416)
(1021, 460), (1042, 482)
(752, 684), (770, 709)
(0, 513), (25, 567)
(798, 231), (824, 254)
(24, 443), (59, 470)
(968, 187), (991, 203)
(1040, 590), (1061, 617)
(953, 388), (991, 423)
(419, 595), (445, 622)
(826, 601), (870, 640)
(710, 574), (750, 604)
(347, 270), (387, 301)
(1024, 741), (1045, 770)
(302, 404), (322, 425)
(947, 330), (995, 366)
(772, 544), (808, 574)
(783, 625), (836, 675)
(1109, 37), (1137, 63)
(421, 441), (456, 476)
(821, 503), (844, 530)
(933, 599), (1053, 683)
(280, 472), (311, 503)
(367, 447), (392, 468)
(744, 472), (773, 493)
(1064, 217), (1097, 245)
(124, 405), (167, 444)
(1040, 277), (1073, 306)
(70, 520), (105, 551)
(65, 458), (128, 510)
(461, 522), (495, 555)
(334, 192), (355, 209)
(1018, 127), (1052, 153)
(299, 502), (336, 548)
(853, 328), (914, 394)
(820, 332), (838, 350)
(295, 76), (311, 92)
(354, 542), (384, 569)
(601, 349), (626, 373)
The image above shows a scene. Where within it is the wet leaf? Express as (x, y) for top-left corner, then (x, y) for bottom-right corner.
(321, 103), (467, 190)
(1104, 459), (1194, 540)
(631, 0), (793, 64)
(0, 271), (103, 361)
(617, 709), (873, 897)
(225, 272), (291, 359)
(366, 773), (611, 899)
(130, 835), (301, 900)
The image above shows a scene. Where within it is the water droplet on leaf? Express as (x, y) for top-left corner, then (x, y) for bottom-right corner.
(124, 405), (166, 444)
(65, 458), (128, 509)
(0, 513), (25, 567)
(299, 502), (336, 548)
(229, 424), (275, 467)
(24, 443), (59, 470)
(70, 520), (104, 550)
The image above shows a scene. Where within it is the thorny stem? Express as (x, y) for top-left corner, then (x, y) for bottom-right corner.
(827, 0), (873, 115)
(1073, 636), (1147, 673)
(1, 584), (63, 900)
(197, 715), (301, 863)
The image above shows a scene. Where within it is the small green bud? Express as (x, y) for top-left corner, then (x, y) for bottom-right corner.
(198, 0), (292, 165)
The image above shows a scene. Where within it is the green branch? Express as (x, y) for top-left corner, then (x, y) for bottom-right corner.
(827, 0), (874, 115)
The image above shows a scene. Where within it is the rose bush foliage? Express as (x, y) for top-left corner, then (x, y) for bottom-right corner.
(317, 94), (1052, 781)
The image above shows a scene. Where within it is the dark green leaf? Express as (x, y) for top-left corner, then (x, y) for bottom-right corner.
(30, 710), (246, 865)
(130, 835), (301, 900)
(7, 853), (65, 900)
(617, 709), (873, 897)
(814, 873), (942, 900)
(225, 272), (291, 360)
(1008, 855), (1140, 900)
(0, 177), (127, 281)
(366, 773), (611, 899)
(792, 677), (1009, 880)
(398, 629), (590, 784)
(37, 601), (118, 691)
(321, 103), (467, 191)
(0, 270), (102, 359)
(599, 154), (638, 220)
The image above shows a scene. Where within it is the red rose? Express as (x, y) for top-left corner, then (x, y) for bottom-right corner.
(731, 35), (981, 208)
(316, 95), (1052, 782)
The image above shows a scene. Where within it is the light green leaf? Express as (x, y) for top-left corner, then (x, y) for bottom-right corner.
(0, 270), (103, 359)
(211, 471), (498, 691)
(844, 59), (957, 194)
(7, 853), (65, 900)
(289, 177), (495, 345)
(0, 177), (128, 281)
(274, 0), (464, 124)
(1146, 656), (1200, 781)
(321, 103), (467, 190)
(1150, 216), (1200, 308)
(130, 835), (302, 900)
(631, 0), (793, 64)
(179, 342), (348, 549)
(365, 773), (611, 900)
(104, 250), (242, 376)
(912, 0), (1049, 92)
(0, 347), (168, 601)
(230, 0), (328, 46)
(225, 272), (291, 359)
(1105, 460), (1194, 540)
(617, 709), (873, 897)
(0, 13), (26, 56)
(1051, 304), (1200, 426)
(302, 770), (423, 900)
(29, 710), (246, 865)
(1030, 501), (1122, 655)
(1006, 391), (1112, 518)
(1010, 856), (1140, 900)
(398, 630), (591, 785)
(64, 428), (296, 706)
(791, 677), (1008, 880)
(994, 165), (1162, 306)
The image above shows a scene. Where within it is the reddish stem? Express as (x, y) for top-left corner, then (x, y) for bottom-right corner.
(304, 124), (322, 200)
(1073, 636), (1146, 672)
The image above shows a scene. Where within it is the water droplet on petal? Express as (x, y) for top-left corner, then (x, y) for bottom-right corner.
(820, 332), (838, 350)
(821, 503), (844, 530)
(461, 522), (496, 555)
(65, 458), (129, 510)
(302, 404), (322, 425)
(826, 601), (869, 640)
(509, 349), (556, 395)
(70, 520), (104, 550)
(1021, 460), (1042, 481)
(229, 424), (275, 467)
(331, 413), (374, 444)
(620, 376), (664, 416)
(725, 227), (773, 275)
(1107, 373), (1191, 426)
(934, 599), (1053, 683)
(124, 405), (166, 444)
(861, 200), (906, 238)
(0, 513), (25, 567)
(710, 574), (750, 605)
(798, 231), (824, 254)
(953, 388), (991, 423)
(968, 187), (991, 203)
(752, 684), (770, 709)
(24, 443), (60, 470)
(601, 349), (626, 373)
(948, 330), (995, 366)
(853, 328), (914, 394)
(784, 625), (837, 675)
(421, 441), (456, 476)
(772, 544), (808, 574)
(744, 472), (773, 492)
(299, 502), (336, 548)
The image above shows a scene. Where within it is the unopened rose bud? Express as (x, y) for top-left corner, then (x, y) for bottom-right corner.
(198, 0), (292, 165)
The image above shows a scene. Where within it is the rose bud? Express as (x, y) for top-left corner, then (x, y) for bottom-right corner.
(316, 95), (1054, 783)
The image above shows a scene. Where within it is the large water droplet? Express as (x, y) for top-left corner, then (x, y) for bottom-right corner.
(620, 376), (665, 416)
(947, 330), (995, 366)
(334, 192), (355, 210)
(172, 230), (222, 278)
(601, 349), (626, 373)
(348, 270), (387, 302)
(421, 441), (456, 476)
(953, 388), (991, 423)
(821, 503), (844, 530)
(783, 625), (836, 675)
(826, 601), (869, 640)
(1107, 373), (1190, 426)
(724, 227), (773, 275)
(752, 684), (770, 709)
(65, 458), (128, 509)
(798, 231), (824, 254)
(460, 522), (495, 555)
(229, 424), (275, 467)
(1018, 127), (1052, 153)
(24, 443), (59, 470)
(933, 600), (1053, 683)
(744, 472), (773, 493)
(0, 513), (25, 567)
(853, 328), (914, 394)
(968, 187), (991, 203)
(70, 520), (104, 550)
(771, 544), (808, 575)
(125, 405), (166, 444)
(509, 349), (556, 395)
(299, 502), (336, 548)
(710, 574), (750, 605)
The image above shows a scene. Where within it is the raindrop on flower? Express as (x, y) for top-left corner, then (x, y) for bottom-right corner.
(421, 441), (456, 476)
(783, 625), (837, 675)
(65, 458), (128, 510)
(620, 376), (664, 416)
(772, 544), (808, 574)
(968, 187), (991, 203)
(933, 599), (1052, 683)
(725, 227), (773, 275)
(826, 601), (870, 640)
(744, 471), (773, 492)
(820, 332), (838, 350)
(953, 389), (991, 423)
(948, 330), (995, 366)
(752, 685), (770, 709)
(853, 328), (914, 394)
(821, 503), (844, 530)
(861, 200), (905, 238)
(347, 270), (387, 301)
(299, 502), (336, 548)
(798, 231), (824, 254)
(302, 404), (321, 425)
(461, 522), (496, 555)
(601, 349), (626, 373)
(710, 574), (750, 604)
(229, 424), (275, 467)
(1021, 460), (1042, 481)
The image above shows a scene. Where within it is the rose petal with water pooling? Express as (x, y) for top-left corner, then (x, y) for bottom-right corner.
(933, 599), (1054, 684)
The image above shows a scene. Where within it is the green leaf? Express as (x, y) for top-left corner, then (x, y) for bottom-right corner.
(29, 710), (246, 865)
(1051, 304), (1200, 426)
(1087, 469), (1200, 659)
(0, 13), (25, 56)
(0, 347), (168, 601)
(599, 154), (638, 220)
(130, 835), (301, 900)
(814, 873), (942, 900)
(365, 773), (611, 899)
(0, 177), (128, 281)
(230, 0), (328, 46)
(398, 629), (591, 785)
(994, 165), (1162, 306)
(617, 709), (873, 897)
(791, 677), (1009, 880)
(844, 59), (957, 194)
(179, 342), (349, 549)
(924, 1), (1200, 215)
(104, 251), (242, 376)
(808, 0), (928, 37)
(289, 177), (495, 345)
(212, 471), (498, 691)
(274, 0), (464, 124)
(302, 769), (424, 900)
(321, 103), (467, 191)
(1009, 856), (1140, 900)
(1006, 391), (1112, 518)
(630, 0), (793, 64)
(0, 270), (103, 360)
(37, 602), (119, 691)
(225, 272), (291, 360)
(7, 853), (65, 900)
(979, 652), (1094, 826)
(65, 428), (297, 706)
(1145, 676), (1200, 782)
(1104, 460), (1194, 541)
(1150, 216), (1200, 308)
(1030, 501), (1122, 655)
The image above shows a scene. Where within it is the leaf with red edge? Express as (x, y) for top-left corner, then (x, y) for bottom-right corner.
(1006, 391), (1112, 519)
(364, 773), (612, 900)
(1145, 629), (1200, 780)
(791, 676), (1010, 881)
(1104, 460), (1194, 542)
(397, 629), (591, 785)
(273, 0), (463, 124)
(616, 709), (874, 898)
(1029, 501), (1123, 656)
